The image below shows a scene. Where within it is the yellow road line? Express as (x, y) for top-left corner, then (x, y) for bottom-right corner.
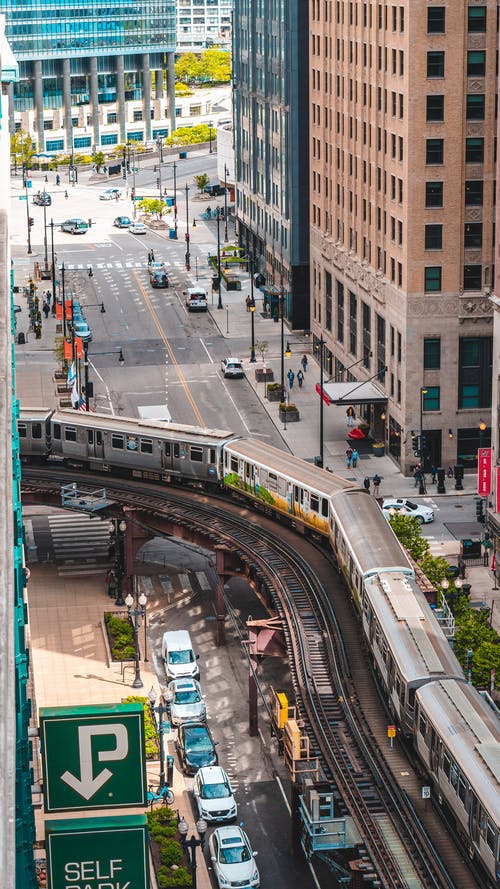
(133, 270), (206, 427)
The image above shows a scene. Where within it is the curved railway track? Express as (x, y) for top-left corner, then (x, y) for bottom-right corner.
(22, 469), (482, 889)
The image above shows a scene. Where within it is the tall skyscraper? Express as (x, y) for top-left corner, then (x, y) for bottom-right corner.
(310, 0), (495, 473)
(0, 0), (176, 151)
(233, 0), (310, 328)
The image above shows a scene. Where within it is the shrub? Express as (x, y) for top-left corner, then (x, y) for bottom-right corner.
(123, 695), (159, 758)
(160, 839), (183, 867)
(279, 402), (298, 412)
(157, 865), (192, 888)
(105, 612), (135, 660)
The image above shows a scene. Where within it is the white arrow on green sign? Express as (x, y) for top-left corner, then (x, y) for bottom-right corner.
(40, 703), (146, 813)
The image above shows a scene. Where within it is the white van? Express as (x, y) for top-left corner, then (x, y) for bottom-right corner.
(185, 287), (208, 312)
(161, 630), (199, 680)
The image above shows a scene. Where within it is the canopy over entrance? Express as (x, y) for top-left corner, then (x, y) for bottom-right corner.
(320, 380), (388, 406)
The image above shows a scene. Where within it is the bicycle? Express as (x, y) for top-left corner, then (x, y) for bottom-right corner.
(147, 783), (175, 808)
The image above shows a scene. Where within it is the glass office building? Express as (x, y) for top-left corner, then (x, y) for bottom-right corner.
(0, 0), (176, 150)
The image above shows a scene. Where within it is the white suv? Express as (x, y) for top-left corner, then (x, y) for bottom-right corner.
(221, 357), (244, 378)
(193, 765), (237, 823)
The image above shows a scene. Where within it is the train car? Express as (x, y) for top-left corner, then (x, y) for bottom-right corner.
(48, 411), (237, 484)
(18, 408), (52, 459)
(329, 488), (414, 604)
(414, 680), (500, 886)
(223, 438), (356, 536)
(362, 572), (465, 735)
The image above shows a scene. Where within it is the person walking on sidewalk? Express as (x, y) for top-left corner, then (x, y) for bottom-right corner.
(372, 474), (381, 497)
(245, 294), (251, 312)
(346, 447), (353, 468)
(346, 405), (355, 426)
(352, 448), (359, 468)
(297, 369), (304, 388)
(431, 465), (437, 484)
(363, 476), (371, 492)
(414, 464), (422, 487)
(301, 354), (308, 373)
(288, 369), (295, 390)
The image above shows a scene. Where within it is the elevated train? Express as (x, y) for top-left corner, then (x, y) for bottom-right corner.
(18, 408), (500, 885)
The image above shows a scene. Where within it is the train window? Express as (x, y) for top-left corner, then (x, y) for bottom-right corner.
(450, 762), (459, 791)
(399, 683), (405, 705)
(486, 819), (495, 851)
(111, 434), (124, 449)
(141, 439), (153, 454)
(395, 675), (401, 697)
(64, 426), (76, 442)
(210, 448), (216, 463)
(321, 499), (328, 517)
(231, 456), (238, 472)
(174, 444), (180, 459)
(310, 493), (319, 512)
(18, 424), (27, 438)
(190, 446), (203, 462)
(53, 423), (61, 440)
(419, 713), (426, 737)
(443, 750), (451, 779)
(408, 688), (415, 709)
(88, 430), (94, 445)
(458, 778), (467, 805)
(32, 423), (42, 439)
(165, 443), (171, 457)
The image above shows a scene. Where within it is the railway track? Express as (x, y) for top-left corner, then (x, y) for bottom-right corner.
(22, 469), (483, 889)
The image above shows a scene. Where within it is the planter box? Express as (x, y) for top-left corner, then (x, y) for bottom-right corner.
(256, 368), (274, 382)
(267, 387), (282, 401)
(372, 444), (385, 456)
(279, 409), (300, 422)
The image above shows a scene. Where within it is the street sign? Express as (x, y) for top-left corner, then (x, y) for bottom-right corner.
(46, 815), (149, 889)
(40, 703), (146, 812)
(387, 725), (396, 738)
(133, 195), (143, 201)
(421, 786), (431, 799)
(19, 195), (27, 201)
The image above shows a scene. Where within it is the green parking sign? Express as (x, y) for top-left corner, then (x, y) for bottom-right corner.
(46, 815), (149, 889)
(40, 703), (146, 812)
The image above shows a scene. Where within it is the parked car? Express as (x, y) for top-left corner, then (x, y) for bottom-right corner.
(129, 222), (147, 235)
(167, 678), (206, 726)
(381, 498), (434, 524)
(221, 357), (244, 378)
(175, 721), (218, 775)
(60, 218), (88, 234)
(32, 192), (51, 206)
(148, 260), (168, 274)
(113, 216), (131, 228)
(193, 766), (237, 823)
(99, 187), (122, 200)
(208, 826), (260, 889)
(203, 181), (226, 197)
(72, 320), (92, 342)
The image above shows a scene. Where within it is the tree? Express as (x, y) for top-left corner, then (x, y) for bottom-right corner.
(136, 197), (167, 219)
(175, 53), (202, 83)
(255, 340), (269, 365)
(199, 49), (231, 83)
(194, 173), (209, 192)
(92, 150), (106, 172)
(11, 129), (35, 172)
(387, 514), (430, 563)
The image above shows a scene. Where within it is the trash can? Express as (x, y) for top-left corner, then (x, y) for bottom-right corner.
(166, 755), (174, 788)
(179, 151), (187, 159)
(169, 228), (176, 239)
(17, 332), (25, 345)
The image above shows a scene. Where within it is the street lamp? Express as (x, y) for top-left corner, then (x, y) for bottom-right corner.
(279, 286), (286, 401)
(419, 387), (428, 493)
(114, 519), (127, 606)
(125, 590), (147, 689)
(479, 420), (487, 449)
(208, 120), (214, 154)
(148, 686), (170, 788)
(172, 161), (178, 238)
(248, 255), (256, 362)
(82, 343), (124, 412)
(156, 136), (164, 164)
(216, 207), (223, 309)
(26, 179), (33, 255)
(185, 183), (191, 270)
(223, 164), (228, 241)
(178, 817), (207, 889)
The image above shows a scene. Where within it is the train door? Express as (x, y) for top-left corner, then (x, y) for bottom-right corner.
(469, 795), (481, 847)
(429, 726), (440, 774)
(244, 461), (254, 490)
(293, 484), (303, 516)
(87, 429), (104, 459)
(162, 441), (173, 472)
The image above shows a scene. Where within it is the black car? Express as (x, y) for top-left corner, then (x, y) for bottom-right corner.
(32, 192), (52, 206)
(176, 721), (218, 775)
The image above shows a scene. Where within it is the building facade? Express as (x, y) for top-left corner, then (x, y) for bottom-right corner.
(232, 0), (310, 329)
(310, 0), (495, 474)
(0, 0), (177, 152)
(177, 0), (232, 52)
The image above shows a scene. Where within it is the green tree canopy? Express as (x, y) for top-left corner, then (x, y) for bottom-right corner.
(199, 49), (231, 82)
(92, 150), (106, 171)
(11, 129), (35, 169)
(194, 173), (209, 192)
(136, 197), (167, 218)
(175, 53), (202, 83)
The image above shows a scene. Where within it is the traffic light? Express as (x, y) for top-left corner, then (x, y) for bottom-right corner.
(412, 434), (420, 456)
(28, 217), (34, 228)
(185, 232), (190, 242)
(420, 433), (426, 456)
(475, 498), (485, 523)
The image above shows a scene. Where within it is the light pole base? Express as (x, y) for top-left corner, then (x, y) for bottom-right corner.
(132, 675), (144, 689)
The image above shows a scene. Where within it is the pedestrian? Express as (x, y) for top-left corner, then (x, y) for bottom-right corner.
(64, 190), (68, 199)
(346, 447), (353, 468)
(447, 465), (454, 478)
(372, 473), (381, 497)
(297, 369), (304, 388)
(301, 354), (308, 372)
(42, 301), (49, 319)
(431, 465), (437, 484)
(46, 289), (51, 304)
(346, 405), (355, 426)
(56, 174), (60, 186)
(44, 174), (48, 183)
(88, 265), (93, 277)
(115, 191), (119, 201)
(287, 369), (295, 390)
(151, 249), (155, 262)
(363, 476), (371, 492)
(352, 448), (359, 468)
(413, 464), (422, 487)
(245, 294), (251, 312)
(458, 558), (466, 580)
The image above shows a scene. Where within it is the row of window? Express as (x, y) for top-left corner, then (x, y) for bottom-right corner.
(424, 264), (490, 292)
(427, 6), (488, 34)
(427, 93), (490, 124)
(424, 222), (490, 251)
(425, 180), (484, 208)
(427, 50), (488, 80)
(426, 137), (495, 165)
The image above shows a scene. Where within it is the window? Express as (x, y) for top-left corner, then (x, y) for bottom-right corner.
(18, 424), (27, 438)
(424, 338), (441, 369)
(464, 223), (483, 248)
(423, 387), (440, 411)
(424, 266), (442, 292)
(425, 224), (442, 250)
(133, 109), (143, 121)
(463, 265), (482, 290)
(465, 180), (483, 206)
(427, 7), (445, 33)
(64, 426), (77, 442)
(467, 51), (486, 77)
(337, 280), (344, 343)
(426, 139), (444, 164)
(325, 271), (332, 332)
(140, 439), (153, 454)
(468, 6), (486, 32)
(426, 95), (444, 121)
(111, 434), (124, 449)
(426, 182), (443, 207)
(107, 112), (117, 124)
(190, 446), (204, 462)
(465, 138), (484, 163)
(349, 291), (357, 355)
(466, 94), (485, 120)
(459, 337), (493, 409)
(427, 51), (445, 78)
